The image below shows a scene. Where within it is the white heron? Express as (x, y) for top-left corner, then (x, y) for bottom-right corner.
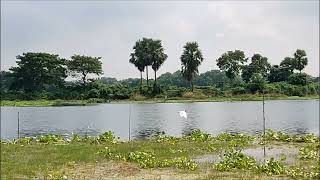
(179, 110), (188, 119)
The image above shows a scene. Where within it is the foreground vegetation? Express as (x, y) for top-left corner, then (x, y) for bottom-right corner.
(1, 130), (319, 179)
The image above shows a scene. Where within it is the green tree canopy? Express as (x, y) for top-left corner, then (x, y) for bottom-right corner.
(280, 57), (295, 73)
(130, 38), (157, 86)
(241, 54), (270, 82)
(288, 73), (308, 86)
(267, 65), (292, 83)
(9, 52), (67, 92)
(180, 42), (204, 91)
(247, 73), (266, 93)
(216, 50), (247, 80)
(68, 55), (103, 86)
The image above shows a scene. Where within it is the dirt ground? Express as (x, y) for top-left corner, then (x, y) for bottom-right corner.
(61, 160), (291, 180)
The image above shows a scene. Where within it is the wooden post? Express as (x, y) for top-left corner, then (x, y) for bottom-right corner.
(263, 90), (266, 163)
(128, 104), (131, 141)
(17, 112), (20, 139)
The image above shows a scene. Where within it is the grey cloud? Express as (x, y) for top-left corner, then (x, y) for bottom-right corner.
(1, 1), (319, 79)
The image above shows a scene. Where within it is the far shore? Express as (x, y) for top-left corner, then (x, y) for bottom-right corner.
(1, 94), (318, 107)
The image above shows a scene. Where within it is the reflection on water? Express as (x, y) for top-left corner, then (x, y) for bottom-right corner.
(1, 100), (319, 140)
(134, 128), (165, 139)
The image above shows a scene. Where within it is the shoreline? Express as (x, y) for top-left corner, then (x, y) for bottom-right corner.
(0, 95), (318, 107)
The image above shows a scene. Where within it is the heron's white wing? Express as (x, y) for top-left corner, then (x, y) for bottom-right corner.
(179, 111), (188, 119)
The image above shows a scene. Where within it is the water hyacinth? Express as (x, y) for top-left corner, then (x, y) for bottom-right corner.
(36, 134), (65, 144)
(213, 150), (256, 171)
(98, 148), (197, 170)
(155, 135), (180, 145)
(13, 137), (34, 144)
(298, 144), (319, 160)
(264, 129), (319, 143)
(187, 129), (212, 142)
(256, 158), (286, 175)
(97, 131), (118, 143)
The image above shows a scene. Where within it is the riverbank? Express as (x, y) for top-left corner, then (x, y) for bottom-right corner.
(1, 130), (319, 179)
(1, 94), (318, 106)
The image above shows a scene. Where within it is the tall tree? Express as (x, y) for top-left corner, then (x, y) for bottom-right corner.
(241, 54), (270, 82)
(241, 65), (255, 83)
(293, 49), (308, 73)
(150, 40), (168, 87)
(9, 52), (67, 92)
(180, 42), (204, 92)
(216, 50), (247, 81)
(68, 55), (103, 86)
(250, 54), (271, 77)
(130, 38), (154, 86)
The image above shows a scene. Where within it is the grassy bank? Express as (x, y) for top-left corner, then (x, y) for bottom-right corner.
(0, 99), (94, 107)
(1, 94), (318, 106)
(1, 130), (319, 179)
(125, 94), (319, 104)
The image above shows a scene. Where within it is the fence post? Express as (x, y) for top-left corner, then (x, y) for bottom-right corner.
(17, 111), (20, 139)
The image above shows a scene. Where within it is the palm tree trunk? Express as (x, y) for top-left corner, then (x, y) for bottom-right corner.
(140, 71), (143, 86)
(146, 66), (149, 86)
(154, 70), (157, 86)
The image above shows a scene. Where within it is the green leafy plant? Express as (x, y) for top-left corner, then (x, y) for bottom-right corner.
(36, 134), (65, 144)
(186, 129), (212, 142)
(213, 150), (256, 171)
(298, 144), (319, 160)
(256, 158), (286, 175)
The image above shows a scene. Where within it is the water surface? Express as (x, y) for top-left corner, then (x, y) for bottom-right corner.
(1, 100), (319, 140)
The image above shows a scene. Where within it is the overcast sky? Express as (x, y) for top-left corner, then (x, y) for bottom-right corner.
(1, 1), (319, 79)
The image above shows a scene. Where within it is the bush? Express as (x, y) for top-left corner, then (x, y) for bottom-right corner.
(231, 87), (247, 95)
(165, 87), (184, 98)
(247, 73), (266, 93)
(99, 87), (112, 100)
(200, 86), (223, 96)
(288, 73), (308, 86)
(139, 85), (154, 97)
(87, 89), (100, 99)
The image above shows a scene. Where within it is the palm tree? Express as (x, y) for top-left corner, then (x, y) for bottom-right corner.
(180, 42), (204, 92)
(293, 49), (308, 73)
(129, 53), (145, 86)
(150, 40), (168, 88)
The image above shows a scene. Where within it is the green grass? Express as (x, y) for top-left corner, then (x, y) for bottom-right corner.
(117, 94), (319, 104)
(0, 99), (92, 107)
(1, 130), (319, 179)
(1, 94), (318, 106)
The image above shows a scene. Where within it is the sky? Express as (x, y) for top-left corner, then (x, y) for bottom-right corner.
(1, 1), (319, 79)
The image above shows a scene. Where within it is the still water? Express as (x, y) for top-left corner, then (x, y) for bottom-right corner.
(1, 100), (319, 140)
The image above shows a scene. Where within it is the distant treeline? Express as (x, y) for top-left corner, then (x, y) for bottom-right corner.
(0, 37), (319, 101)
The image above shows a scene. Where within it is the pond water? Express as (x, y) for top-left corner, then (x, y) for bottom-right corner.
(1, 100), (319, 140)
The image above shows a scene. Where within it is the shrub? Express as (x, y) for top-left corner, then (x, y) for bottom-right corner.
(231, 87), (247, 95)
(214, 151), (256, 171)
(247, 73), (266, 93)
(86, 89), (100, 99)
(256, 158), (286, 175)
(288, 73), (308, 86)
